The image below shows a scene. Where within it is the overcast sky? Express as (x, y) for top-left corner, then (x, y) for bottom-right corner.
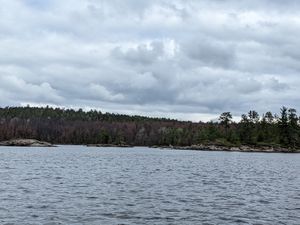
(0, 0), (299, 121)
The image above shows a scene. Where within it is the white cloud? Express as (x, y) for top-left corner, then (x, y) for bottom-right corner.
(0, 0), (300, 121)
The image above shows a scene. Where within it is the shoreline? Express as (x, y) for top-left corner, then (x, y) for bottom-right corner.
(0, 139), (54, 147)
(0, 139), (299, 153)
(151, 145), (300, 153)
(87, 143), (300, 153)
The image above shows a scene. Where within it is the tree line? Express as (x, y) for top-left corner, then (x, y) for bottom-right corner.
(0, 106), (299, 150)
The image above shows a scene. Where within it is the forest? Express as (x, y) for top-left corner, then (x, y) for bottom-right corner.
(0, 106), (299, 150)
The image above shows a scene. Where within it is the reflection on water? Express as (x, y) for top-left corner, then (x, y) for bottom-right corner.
(0, 146), (299, 225)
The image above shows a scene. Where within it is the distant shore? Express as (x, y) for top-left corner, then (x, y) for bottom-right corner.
(151, 144), (300, 153)
(1, 139), (299, 153)
(87, 143), (300, 153)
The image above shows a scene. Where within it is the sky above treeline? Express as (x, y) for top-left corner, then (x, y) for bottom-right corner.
(0, 0), (299, 121)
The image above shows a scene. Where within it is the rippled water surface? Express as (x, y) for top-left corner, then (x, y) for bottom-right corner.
(0, 146), (299, 225)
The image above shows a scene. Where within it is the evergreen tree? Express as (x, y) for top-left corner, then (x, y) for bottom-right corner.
(278, 107), (289, 146)
(288, 108), (299, 148)
(219, 112), (232, 139)
(219, 112), (232, 128)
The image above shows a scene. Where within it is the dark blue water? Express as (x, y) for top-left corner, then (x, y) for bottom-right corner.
(0, 146), (299, 225)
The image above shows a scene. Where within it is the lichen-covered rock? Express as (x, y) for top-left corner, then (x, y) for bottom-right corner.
(0, 139), (53, 147)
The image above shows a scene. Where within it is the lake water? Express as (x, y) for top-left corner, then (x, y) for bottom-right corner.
(0, 146), (299, 225)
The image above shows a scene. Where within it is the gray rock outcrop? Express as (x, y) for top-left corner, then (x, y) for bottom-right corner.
(0, 139), (54, 147)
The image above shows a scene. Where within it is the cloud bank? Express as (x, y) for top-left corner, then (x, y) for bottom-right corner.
(0, 0), (300, 121)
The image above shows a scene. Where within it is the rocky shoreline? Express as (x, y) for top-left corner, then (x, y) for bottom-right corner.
(0, 139), (54, 147)
(0, 139), (299, 152)
(152, 144), (300, 153)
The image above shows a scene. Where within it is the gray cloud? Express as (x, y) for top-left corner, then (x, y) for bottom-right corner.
(183, 39), (236, 68)
(112, 42), (165, 65)
(0, 0), (300, 121)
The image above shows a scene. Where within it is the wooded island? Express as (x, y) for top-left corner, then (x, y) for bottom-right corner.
(0, 106), (299, 152)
